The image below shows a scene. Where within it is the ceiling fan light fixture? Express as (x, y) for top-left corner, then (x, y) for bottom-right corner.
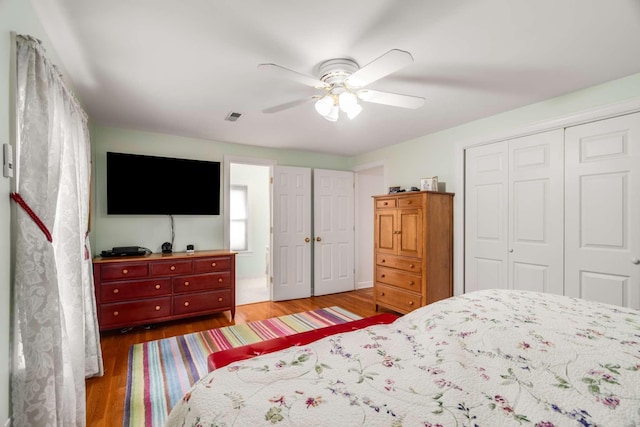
(324, 105), (339, 122)
(314, 95), (334, 116)
(338, 91), (358, 113)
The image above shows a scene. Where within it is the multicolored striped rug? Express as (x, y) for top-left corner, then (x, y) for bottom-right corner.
(123, 306), (361, 427)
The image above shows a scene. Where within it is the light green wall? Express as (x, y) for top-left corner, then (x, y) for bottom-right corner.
(1, 0), (68, 423)
(91, 125), (350, 254)
(352, 72), (640, 192)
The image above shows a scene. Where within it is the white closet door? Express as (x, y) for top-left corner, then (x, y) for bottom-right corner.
(271, 166), (312, 301)
(565, 112), (640, 309)
(465, 141), (509, 291)
(508, 130), (564, 294)
(313, 169), (355, 296)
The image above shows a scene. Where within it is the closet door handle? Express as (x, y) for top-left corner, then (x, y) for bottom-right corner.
(305, 237), (310, 243)
(316, 237), (322, 242)
(632, 258), (640, 265)
(508, 248), (514, 253)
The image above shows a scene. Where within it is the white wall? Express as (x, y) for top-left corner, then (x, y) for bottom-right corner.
(354, 165), (384, 289)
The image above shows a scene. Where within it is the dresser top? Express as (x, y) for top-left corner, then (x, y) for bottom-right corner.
(93, 249), (236, 264)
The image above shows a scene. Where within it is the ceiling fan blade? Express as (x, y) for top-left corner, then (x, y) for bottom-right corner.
(358, 89), (425, 109)
(346, 49), (414, 88)
(262, 97), (315, 114)
(258, 63), (328, 89)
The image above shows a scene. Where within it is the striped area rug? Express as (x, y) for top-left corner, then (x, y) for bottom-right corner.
(123, 306), (361, 427)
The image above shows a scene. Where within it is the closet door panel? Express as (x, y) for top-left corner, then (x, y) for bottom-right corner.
(508, 130), (564, 295)
(565, 112), (640, 309)
(465, 141), (508, 291)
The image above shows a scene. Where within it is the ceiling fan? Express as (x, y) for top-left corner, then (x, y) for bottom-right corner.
(258, 49), (425, 121)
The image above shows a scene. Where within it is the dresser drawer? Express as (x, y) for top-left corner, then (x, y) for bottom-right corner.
(173, 290), (232, 315)
(100, 297), (171, 327)
(194, 256), (232, 273)
(100, 278), (171, 303)
(172, 272), (231, 293)
(398, 195), (423, 208)
(100, 263), (149, 281)
(376, 254), (422, 274)
(375, 198), (397, 209)
(150, 259), (193, 276)
(376, 266), (421, 292)
(375, 284), (422, 313)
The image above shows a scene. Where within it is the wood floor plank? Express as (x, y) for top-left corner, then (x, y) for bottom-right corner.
(85, 288), (387, 426)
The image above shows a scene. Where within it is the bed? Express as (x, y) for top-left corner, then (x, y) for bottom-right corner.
(165, 289), (640, 426)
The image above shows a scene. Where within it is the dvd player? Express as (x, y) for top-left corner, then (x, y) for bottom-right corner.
(101, 246), (148, 257)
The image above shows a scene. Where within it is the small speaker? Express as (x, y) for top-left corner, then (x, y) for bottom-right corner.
(161, 242), (172, 254)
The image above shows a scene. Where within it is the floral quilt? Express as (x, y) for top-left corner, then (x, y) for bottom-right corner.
(165, 290), (640, 426)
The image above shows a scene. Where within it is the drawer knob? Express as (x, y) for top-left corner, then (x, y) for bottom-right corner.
(218, 278), (223, 283)
(408, 301), (414, 306)
(113, 311), (119, 316)
(113, 288), (119, 294)
(383, 202), (388, 206)
(211, 262), (217, 267)
(409, 281), (414, 286)
(407, 200), (412, 204)
(122, 269), (128, 275)
(184, 281), (190, 286)
(380, 292), (385, 296)
(170, 265), (176, 271)
(155, 284), (161, 290)
(381, 274), (386, 278)
(409, 264), (414, 269)
(381, 259), (386, 263)
(184, 301), (190, 307)
(155, 305), (161, 311)
(218, 297), (223, 302)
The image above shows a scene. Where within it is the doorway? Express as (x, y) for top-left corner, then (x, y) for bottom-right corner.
(225, 157), (274, 305)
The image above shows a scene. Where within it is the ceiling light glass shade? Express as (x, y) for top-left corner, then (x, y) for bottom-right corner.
(314, 95), (334, 116)
(324, 105), (339, 122)
(338, 91), (358, 112)
(346, 103), (362, 120)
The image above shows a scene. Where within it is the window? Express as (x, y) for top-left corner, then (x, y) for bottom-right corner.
(230, 185), (248, 251)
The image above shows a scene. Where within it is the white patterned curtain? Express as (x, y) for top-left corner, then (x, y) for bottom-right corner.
(12, 35), (103, 427)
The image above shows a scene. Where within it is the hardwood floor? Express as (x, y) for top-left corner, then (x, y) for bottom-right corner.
(85, 288), (387, 427)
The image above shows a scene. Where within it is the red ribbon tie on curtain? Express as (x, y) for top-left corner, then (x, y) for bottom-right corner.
(10, 192), (53, 242)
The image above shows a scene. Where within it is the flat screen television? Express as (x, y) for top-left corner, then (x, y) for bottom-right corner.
(106, 152), (221, 215)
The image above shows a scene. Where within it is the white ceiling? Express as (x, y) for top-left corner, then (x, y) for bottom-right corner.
(33, 0), (640, 156)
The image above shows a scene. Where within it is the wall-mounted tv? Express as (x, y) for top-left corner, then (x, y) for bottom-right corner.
(106, 152), (221, 215)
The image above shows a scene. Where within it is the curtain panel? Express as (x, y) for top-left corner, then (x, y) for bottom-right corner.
(12, 35), (102, 427)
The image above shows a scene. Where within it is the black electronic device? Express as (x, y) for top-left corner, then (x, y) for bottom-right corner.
(101, 246), (148, 257)
(161, 242), (173, 254)
(106, 152), (221, 215)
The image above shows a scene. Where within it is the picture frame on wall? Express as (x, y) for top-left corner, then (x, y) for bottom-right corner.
(420, 176), (438, 191)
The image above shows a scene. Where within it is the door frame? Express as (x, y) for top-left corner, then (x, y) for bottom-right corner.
(454, 97), (640, 296)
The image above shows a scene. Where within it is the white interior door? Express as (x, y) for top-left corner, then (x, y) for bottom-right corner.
(313, 169), (355, 296)
(271, 166), (312, 301)
(508, 130), (564, 294)
(465, 141), (509, 291)
(565, 112), (640, 309)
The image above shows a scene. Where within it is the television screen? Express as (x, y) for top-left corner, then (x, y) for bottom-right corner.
(106, 152), (221, 215)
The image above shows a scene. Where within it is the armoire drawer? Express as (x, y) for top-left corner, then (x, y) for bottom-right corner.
(375, 198), (397, 209)
(376, 254), (422, 274)
(173, 290), (232, 315)
(99, 297), (172, 328)
(172, 272), (231, 293)
(397, 195), (423, 208)
(375, 283), (422, 313)
(376, 266), (421, 292)
(100, 278), (171, 302)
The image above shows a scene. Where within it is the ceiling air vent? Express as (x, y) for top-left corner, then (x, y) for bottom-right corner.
(225, 112), (242, 122)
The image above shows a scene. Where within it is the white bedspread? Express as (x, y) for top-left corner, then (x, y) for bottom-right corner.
(165, 290), (640, 426)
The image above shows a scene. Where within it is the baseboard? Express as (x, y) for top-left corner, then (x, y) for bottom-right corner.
(355, 281), (373, 290)
(4, 417), (10, 427)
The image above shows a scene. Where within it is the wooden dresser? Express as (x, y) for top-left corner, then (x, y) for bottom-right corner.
(373, 191), (454, 314)
(93, 250), (236, 331)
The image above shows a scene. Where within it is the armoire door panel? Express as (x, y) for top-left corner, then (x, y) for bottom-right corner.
(579, 173), (627, 249)
(398, 209), (422, 258)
